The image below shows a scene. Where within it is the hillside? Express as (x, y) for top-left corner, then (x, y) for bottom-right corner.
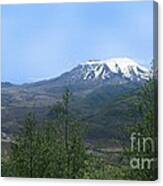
(1, 58), (150, 143)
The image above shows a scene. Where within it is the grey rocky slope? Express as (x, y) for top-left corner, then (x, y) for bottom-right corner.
(1, 58), (150, 142)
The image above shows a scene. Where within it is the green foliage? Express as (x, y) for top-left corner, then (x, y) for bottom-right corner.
(2, 113), (38, 177)
(123, 78), (158, 180)
(2, 80), (157, 180)
(2, 89), (106, 179)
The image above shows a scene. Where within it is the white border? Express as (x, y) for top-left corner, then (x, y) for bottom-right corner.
(0, 0), (162, 186)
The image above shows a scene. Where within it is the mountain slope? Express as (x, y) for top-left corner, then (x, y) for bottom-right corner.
(80, 58), (149, 81)
(22, 58), (150, 90)
(1, 57), (150, 143)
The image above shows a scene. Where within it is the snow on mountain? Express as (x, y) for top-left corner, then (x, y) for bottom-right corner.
(79, 58), (150, 81)
(25, 57), (150, 88)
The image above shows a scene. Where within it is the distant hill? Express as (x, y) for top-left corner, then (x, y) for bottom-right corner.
(1, 58), (150, 144)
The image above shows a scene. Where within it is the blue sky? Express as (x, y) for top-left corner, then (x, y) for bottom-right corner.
(2, 1), (154, 84)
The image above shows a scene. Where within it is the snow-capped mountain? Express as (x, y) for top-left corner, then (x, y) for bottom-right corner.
(65, 58), (150, 84)
(1, 57), (151, 140)
(80, 58), (149, 81)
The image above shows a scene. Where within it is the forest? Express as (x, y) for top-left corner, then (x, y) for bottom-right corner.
(1, 78), (157, 180)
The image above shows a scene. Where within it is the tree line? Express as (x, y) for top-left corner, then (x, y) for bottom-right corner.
(2, 78), (157, 180)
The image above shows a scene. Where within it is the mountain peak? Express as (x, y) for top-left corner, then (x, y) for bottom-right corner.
(82, 57), (140, 66)
(79, 57), (150, 82)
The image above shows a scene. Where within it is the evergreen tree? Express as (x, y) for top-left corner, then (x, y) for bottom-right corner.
(2, 113), (38, 177)
(124, 76), (158, 180)
(2, 89), (100, 178)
